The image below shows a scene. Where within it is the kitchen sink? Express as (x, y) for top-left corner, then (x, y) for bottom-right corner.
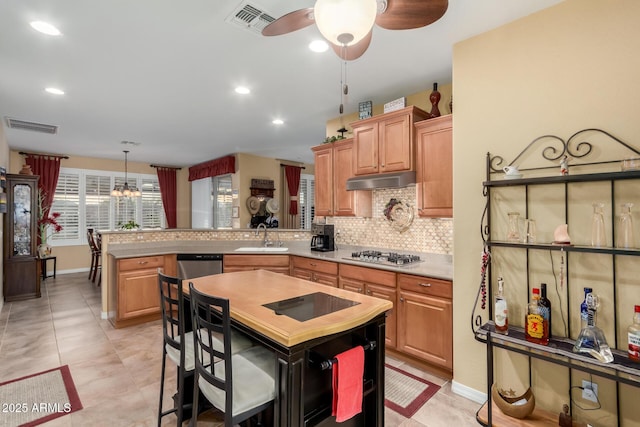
(234, 247), (289, 252)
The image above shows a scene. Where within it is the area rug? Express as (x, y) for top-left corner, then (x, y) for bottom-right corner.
(0, 365), (82, 427)
(385, 363), (441, 418)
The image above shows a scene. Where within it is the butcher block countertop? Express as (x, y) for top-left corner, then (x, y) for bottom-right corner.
(187, 269), (393, 347)
(107, 240), (452, 280)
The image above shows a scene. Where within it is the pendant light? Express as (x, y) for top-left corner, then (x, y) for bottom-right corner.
(111, 150), (141, 197)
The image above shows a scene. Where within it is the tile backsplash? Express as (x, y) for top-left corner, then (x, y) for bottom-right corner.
(328, 187), (453, 255)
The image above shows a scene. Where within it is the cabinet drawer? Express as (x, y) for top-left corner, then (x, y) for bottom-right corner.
(291, 256), (338, 275)
(397, 274), (452, 299)
(223, 255), (290, 268)
(340, 264), (395, 287)
(118, 255), (165, 272)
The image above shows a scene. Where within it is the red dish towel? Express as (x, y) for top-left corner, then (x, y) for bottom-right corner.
(331, 346), (364, 422)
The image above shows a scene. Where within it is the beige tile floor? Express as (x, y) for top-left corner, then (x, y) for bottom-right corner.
(0, 272), (481, 426)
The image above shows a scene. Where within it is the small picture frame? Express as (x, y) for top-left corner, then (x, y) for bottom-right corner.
(0, 167), (6, 189)
(232, 206), (239, 218)
(0, 193), (6, 213)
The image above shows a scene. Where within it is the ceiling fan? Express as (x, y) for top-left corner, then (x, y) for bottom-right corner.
(262, 0), (448, 60)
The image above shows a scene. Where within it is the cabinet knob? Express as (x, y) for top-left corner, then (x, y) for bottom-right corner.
(138, 261), (148, 265)
(400, 297), (405, 302)
(419, 283), (432, 287)
(358, 288), (363, 293)
(366, 290), (371, 295)
(310, 263), (316, 266)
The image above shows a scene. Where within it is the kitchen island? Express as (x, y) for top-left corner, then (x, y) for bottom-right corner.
(188, 269), (393, 427)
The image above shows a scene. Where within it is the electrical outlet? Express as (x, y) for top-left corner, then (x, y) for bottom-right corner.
(582, 380), (598, 402)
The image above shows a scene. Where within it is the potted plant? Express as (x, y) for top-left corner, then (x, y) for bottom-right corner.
(118, 220), (140, 230)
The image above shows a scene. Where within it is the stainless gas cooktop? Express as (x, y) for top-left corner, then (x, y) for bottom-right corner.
(342, 251), (423, 268)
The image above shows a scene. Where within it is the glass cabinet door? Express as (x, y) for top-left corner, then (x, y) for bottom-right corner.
(12, 183), (33, 256)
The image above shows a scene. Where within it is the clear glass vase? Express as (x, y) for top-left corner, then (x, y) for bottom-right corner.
(507, 212), (521, 242)
(617, 203), (634, 248)
(591, 203), (606, 247)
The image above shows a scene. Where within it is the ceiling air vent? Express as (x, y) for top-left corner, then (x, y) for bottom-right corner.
(225, 1), (275, 35)
(5, 117), (58, 134)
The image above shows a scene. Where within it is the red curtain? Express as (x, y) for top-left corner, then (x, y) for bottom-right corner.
(25, 155), (62, 218)
(188, 155), (235, 181)
(285, 165), (303, 215)
(156, 167), (177, 228)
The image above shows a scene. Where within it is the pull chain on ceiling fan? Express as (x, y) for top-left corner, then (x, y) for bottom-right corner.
(262, 0), (448, 60)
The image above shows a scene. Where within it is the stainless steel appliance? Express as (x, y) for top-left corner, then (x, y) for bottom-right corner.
(343, 251), (422, 268)
(310, 223), (335, 252)
(177, 253), (223, 280)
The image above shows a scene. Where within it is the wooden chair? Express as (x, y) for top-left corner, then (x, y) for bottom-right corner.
(158, 273), (253, 427)
(188, 282), (275, 427)
(86, 228), (101, 285)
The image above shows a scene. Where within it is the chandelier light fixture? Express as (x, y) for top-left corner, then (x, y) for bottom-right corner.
(313, 0), (377, 47)
(111, 150), (141, 197)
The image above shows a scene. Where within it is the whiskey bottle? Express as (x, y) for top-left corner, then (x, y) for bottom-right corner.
(539, 283), (552, 339)
(629, 305), (640, 362)
(525, 288), (549, 345)
(494, 276), (508, 335)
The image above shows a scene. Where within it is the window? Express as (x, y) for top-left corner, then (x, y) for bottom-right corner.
(50, 167), (164, 246)
(213, 174), (233, 229)
(299, 174), (315, 230)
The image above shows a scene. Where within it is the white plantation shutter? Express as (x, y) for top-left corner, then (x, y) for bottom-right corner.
(213, 175), (232, 229)
(299, 174), (315, 229)
(114, 176), (139, 227)
(141, 177), (163, 228)
(85, 174), (111, 232)
(51, 171), (80, 241)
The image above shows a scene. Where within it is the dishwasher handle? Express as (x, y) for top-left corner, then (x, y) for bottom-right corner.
(176, 253), (223, 261)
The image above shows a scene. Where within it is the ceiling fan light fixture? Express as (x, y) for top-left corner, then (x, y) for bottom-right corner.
(314, 0), (377, 47)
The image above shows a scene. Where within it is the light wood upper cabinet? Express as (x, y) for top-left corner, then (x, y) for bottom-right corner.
(415, 114), (453, 218)
(352, 106), (429, 176)
(311, 138), (372, 217)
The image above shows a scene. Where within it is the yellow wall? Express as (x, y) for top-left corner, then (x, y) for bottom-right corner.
(453, 0), (640, 424)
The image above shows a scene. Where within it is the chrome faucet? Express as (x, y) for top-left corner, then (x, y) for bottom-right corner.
(256, 223), (271, 247)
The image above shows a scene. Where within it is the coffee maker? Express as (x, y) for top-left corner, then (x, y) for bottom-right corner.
(310, 224), (335, 252)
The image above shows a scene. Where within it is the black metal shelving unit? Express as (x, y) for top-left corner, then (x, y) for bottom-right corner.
(475, 129), (640, 426)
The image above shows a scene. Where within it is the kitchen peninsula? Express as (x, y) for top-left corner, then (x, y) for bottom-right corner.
(102, 229), (453, 376)
(188, 269), (392, 426)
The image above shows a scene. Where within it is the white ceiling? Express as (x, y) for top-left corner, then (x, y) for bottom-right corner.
(0, 0), (563, 167)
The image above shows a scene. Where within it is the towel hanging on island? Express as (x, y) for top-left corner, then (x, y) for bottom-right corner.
(331, 346), (364, 422)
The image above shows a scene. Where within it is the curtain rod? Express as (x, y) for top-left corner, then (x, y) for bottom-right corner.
(150, 164), (182, 170)
(280, 163), (306, 169)
(19, 151), (69, 159)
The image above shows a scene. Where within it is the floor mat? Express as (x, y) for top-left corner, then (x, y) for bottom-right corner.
(385, 363), (441, 418)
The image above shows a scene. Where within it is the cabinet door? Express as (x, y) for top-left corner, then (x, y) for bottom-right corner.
(291, 267), (313, 281)
(398, 290), (453, 370)
(312, 145), (334, 216)
(314, 272), (338, 287)
(353, 123), (379, 175)
(416, 115), (453, 217)
(118, 268), (161, 320)
(366, 283), (397, 349)
(379, 113), (412, 172)
(333, 139), (358, 216)
(340, 277), (364, 294)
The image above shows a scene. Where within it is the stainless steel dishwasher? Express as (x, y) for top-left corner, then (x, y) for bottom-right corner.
(176, 253), (223, 280)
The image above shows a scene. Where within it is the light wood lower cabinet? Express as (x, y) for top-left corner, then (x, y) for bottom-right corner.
(290, 256), (338, 287)
(397, 273), (453, 371)
(111, 254), (176, 328)
(223, 254), (290, 274)
(339, 264), (397, 349)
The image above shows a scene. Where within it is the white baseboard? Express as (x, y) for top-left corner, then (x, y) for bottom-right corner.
(451, 380), (487, 404)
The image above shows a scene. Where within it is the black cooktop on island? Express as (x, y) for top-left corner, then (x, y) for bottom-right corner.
(342, 251), (423, 268)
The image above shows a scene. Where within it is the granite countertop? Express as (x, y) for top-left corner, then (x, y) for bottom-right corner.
(107, 240), (453, 281)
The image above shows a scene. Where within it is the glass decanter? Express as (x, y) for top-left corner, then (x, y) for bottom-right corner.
(507, 212), (521, 242)
(573, 293), (614, 363)
(591, 203), (606, 247)
(616, 203), (634, 249)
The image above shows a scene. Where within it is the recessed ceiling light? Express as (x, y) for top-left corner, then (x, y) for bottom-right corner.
(45, 87), (65, 95)
(235, 86), (250, 95)
(309, 40), (329, 53)
(30, 21), (62, 36)
(272, 119), (284, 125)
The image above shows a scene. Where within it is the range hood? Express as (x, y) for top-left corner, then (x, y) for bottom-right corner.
(346, 171), (416, 191)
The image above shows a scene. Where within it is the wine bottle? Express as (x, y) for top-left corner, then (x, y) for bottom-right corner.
(494, 276), (508, 335)
(539, 283), (552, 339)
(629, 305), (640, 362)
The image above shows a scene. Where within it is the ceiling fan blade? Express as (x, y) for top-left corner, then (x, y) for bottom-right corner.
(375, 0), (448, 30)
(331, 31), (372, 61)
(262, 8), (315, 36)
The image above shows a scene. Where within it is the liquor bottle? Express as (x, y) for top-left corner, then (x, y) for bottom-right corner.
(574, 293), (614, 363)
(629, 305), (640, 362)
(525, 288), (549, 345)
(494, 276), (508, 335)
(539, 283), (552, 339)
(580, 287), (593, 329)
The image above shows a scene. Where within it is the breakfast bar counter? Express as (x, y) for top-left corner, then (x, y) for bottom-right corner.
(187, 269), (393, 427)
